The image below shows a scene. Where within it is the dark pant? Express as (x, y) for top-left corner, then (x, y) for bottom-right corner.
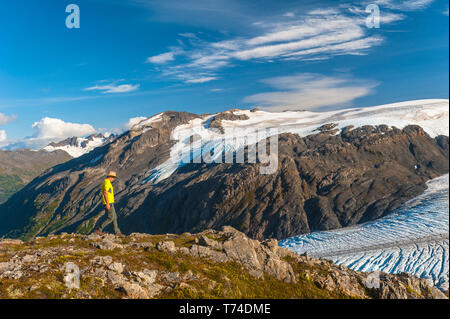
(98, 204), (121, 234)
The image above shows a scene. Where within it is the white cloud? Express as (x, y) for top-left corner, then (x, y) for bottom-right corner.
(185, 76), (217, 83)
(234, 27), (366, 60)
(373, 0), (434, 11)
(123, 117), (147, 131)
(150, 6), (404, 83)
(31, 117), (96, 139)
(147, 52), (176, 64)
(0, 113), (17, 125)
(84, 83), (140, 94)
(179, 32), (198, 39)
(244, 73), (378, 111)
(0, 130), (6, 142)
(283, 12), (295, 17)
(380, 12), (406, 23)
(1, 117), (98, 150)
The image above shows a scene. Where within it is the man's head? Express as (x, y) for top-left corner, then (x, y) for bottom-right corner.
(106, 171), (118, 181)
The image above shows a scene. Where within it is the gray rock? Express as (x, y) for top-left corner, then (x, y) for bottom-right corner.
(189, 244), (228, 263)
(0, 239), (23, 246)
(117, 282), (149, 299)
(21, 254), (37, 263)
(198, 235), (223, 250)
(132, 242), (154, 250)
(134, 269), (158, 285)
(91, 255), (113, 267)
(91, 239), (122, 250)
(0, 262), (14, 272)
(108, 262), (124, 274)
(156, 241), (177, 253)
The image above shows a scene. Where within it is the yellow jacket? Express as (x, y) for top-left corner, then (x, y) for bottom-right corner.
(101, 179), (114, 205)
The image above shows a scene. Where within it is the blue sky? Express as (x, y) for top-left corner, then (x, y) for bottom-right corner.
(0, 0), (448, 149)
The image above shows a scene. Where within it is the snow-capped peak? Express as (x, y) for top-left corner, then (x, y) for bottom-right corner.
(144, 99), (449, 183)
(43, 133), (114, 158)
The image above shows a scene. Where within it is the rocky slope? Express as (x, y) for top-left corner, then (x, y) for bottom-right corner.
(0, 227), (446, 299)
(0, 133), (114, 204)
(0, 105), (448, 240)
(0, 149), (72, 204)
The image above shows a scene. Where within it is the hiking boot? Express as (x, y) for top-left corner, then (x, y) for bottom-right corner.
(116, 233), (125, 238)
(94, 230), (104, 236)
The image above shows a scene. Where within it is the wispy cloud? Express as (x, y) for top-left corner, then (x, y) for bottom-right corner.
(0, 113), (17, 125)
(84, 83), (140, 94)
(146, 6), (406, 84)
(244, 73), (378, 111)
(283, 12), (295, 17)
(185, 76), (217, 83)
(146, 51), (176, 64)
(372, 0), (434, 11)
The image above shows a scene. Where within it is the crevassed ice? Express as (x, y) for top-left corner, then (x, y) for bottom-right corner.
(280, 174), (449, 291)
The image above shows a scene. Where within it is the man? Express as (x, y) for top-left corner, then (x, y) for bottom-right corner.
(95, 171), (123, 236)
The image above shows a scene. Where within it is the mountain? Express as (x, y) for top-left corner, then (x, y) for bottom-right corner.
(42, 133), (116, 158)
(0, 100), (447, 242)
(0, 133), (115, 204)
(0, 227), (446, 299)
(0, 149), (72, 204)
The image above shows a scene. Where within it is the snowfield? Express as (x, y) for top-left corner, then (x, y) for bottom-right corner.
(143, 99), (449, 183)
(227, 99), (448, 138)
(43, 135), (108, 158)
(280, 174), (449, 291)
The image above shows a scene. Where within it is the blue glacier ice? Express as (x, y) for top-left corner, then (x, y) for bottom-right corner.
(280, 174), (449, 291)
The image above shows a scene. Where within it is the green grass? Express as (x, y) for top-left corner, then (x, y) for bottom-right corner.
(0, 233), (371, 299)
(0, 174), (25, 203)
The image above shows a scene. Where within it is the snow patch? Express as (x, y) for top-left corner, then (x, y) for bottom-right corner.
(43, 136), (106, 158)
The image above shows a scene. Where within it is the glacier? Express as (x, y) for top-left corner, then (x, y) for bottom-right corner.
(131, 99), (449, 290)
(140, 99), (448, 183)
(280, 174), (449, 291)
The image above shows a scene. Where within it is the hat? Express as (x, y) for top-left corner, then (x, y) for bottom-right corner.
(107, 171), (118, 179)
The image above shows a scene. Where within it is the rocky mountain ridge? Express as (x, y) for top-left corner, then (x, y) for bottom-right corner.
(42, 133), (116, 158)
(0, 227), (446, 299)
(0, 108), (448, 240)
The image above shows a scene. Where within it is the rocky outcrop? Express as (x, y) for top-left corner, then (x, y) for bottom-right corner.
(0, 228), (446, 299)
(208, 110), (250, 133)
(181, 226), (297, 283)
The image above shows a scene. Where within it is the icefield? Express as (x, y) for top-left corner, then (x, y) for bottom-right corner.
(140, 99), (449, 183)
(280, 174), (449, 291)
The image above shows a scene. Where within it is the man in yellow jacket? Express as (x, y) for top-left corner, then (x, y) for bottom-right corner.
(95, 171), (123, 235)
